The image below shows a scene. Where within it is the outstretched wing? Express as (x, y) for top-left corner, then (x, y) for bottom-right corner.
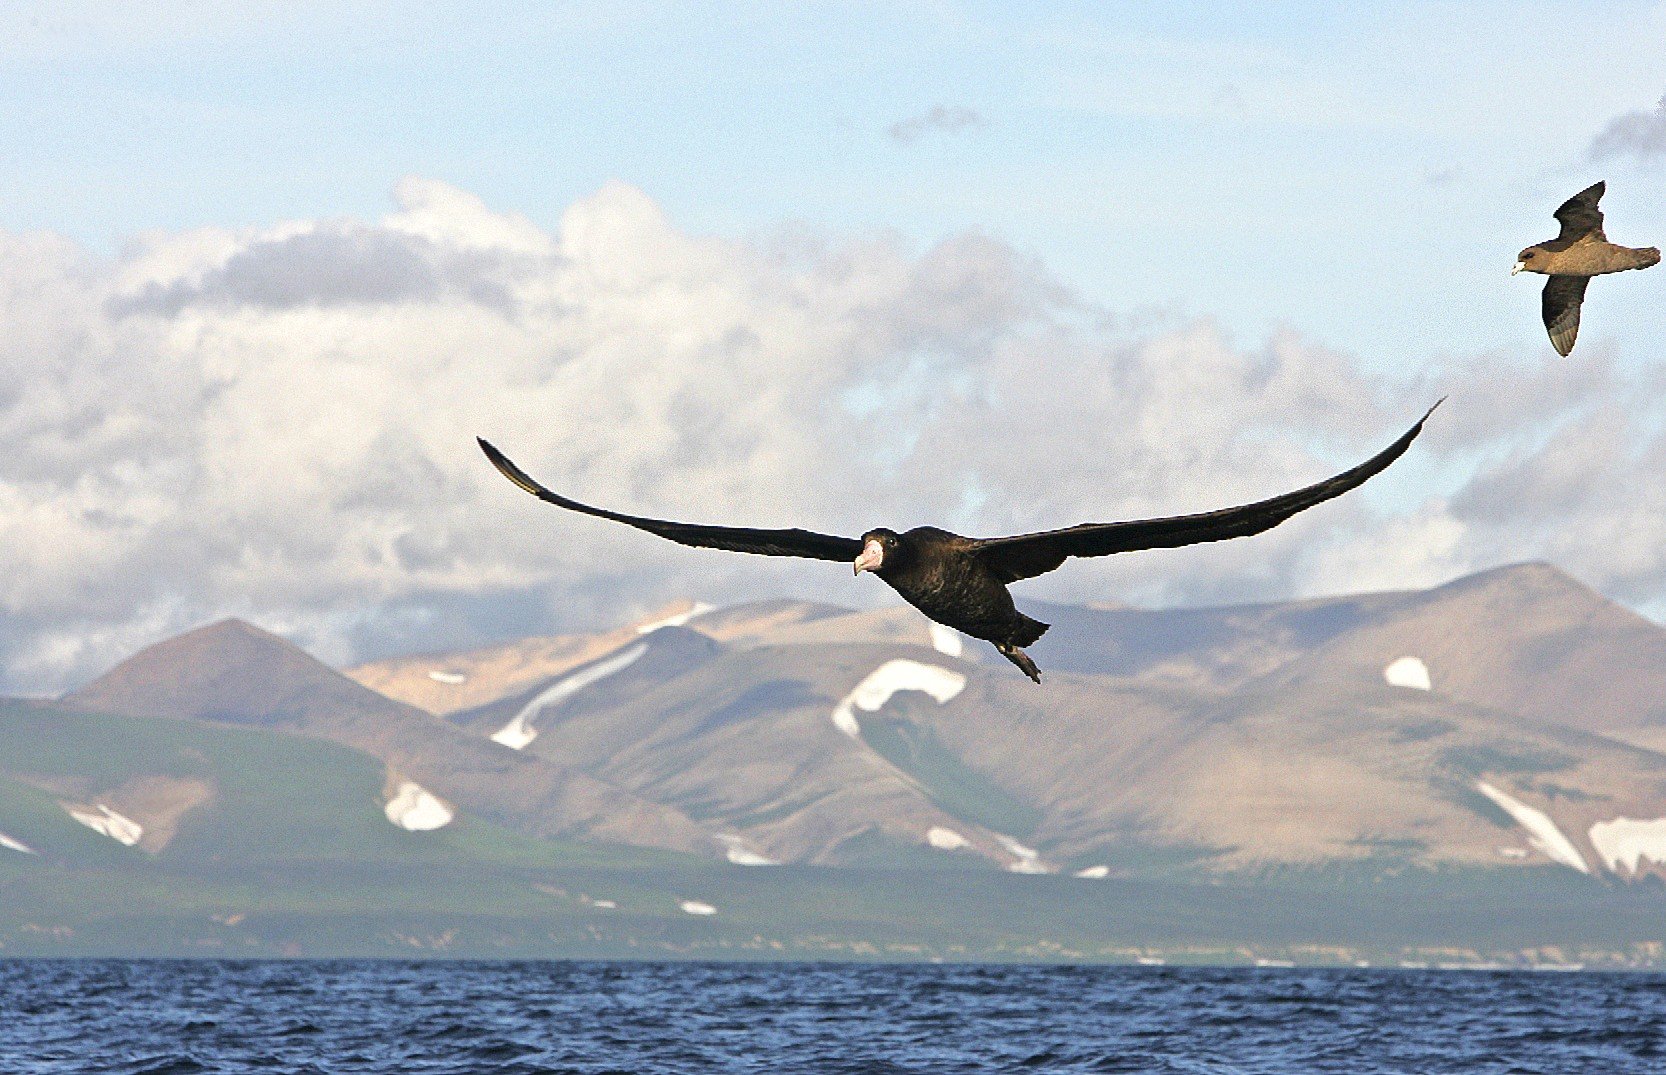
(967, 403), (1441, 583)
(1553, 181), (1605, 245)
(1541, 275), (1589, 357)
(478, 439), (864, 562)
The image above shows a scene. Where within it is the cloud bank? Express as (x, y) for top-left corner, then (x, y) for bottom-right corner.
(2, 178), (1662, 692)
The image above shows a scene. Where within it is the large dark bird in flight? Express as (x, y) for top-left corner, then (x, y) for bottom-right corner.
(479, 404), (1438, 683)
(1513, 181), (1658, 356)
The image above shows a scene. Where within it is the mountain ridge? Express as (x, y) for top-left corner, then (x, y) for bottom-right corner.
(62, 617), (722, 856)
(35, 561), (1666, 884)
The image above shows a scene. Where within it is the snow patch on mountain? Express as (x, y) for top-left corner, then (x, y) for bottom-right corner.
(926, 826), (970, 851)
(637, 602), (715, 634)
(717, 834), (777, 866)
(1589, 817), (1666, 876)
(829, 659), (966, 739)
(927, 624), (963, 657)
(65, 803), (143, 847)
(1074, 865), (1110, 879)
(1475, 781), (1589, 873)
(997, 834), (1050, 874)
(679, 900), (717, 916)
(427, 670), (467, 684)
(725, 847), (776, 866)
(0, 831), (35, 854)
(1383, 656), (1431, 691)
(384, 781), (454, 831)
(491, 643), (647, 749)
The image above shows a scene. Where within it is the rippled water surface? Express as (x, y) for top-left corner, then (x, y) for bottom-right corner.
(4, 960), (1665, 1073)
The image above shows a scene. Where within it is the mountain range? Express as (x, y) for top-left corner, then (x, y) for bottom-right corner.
(5, 561), (1666, 964)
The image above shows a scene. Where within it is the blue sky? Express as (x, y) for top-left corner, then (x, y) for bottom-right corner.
(6, 1), (1664, 366)
(2, 2), (1666, 687)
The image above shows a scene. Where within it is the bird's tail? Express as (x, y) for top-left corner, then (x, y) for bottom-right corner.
(1011, 615), (1049, 648)
(1637, 247), (1662, 270)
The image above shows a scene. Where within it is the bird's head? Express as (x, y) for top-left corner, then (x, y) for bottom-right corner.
(854, 528), (904, 576)
(1513, 247), (1544, 275)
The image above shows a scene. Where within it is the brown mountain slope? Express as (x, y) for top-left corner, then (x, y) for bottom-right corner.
(683, 599), (852, 644)
(1261, 563), (1666, 741)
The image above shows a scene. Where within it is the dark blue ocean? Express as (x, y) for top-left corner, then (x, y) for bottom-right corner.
(3, 960), (1664, 1074)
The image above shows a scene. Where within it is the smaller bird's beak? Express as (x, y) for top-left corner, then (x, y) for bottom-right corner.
(853, 541), (884, 576)
(1511, 261), (1525, 276)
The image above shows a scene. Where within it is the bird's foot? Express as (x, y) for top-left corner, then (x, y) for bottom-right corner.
(997, 644), (1042, 684)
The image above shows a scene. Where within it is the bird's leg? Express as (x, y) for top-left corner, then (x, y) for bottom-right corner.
(996, 643), (1042, 684)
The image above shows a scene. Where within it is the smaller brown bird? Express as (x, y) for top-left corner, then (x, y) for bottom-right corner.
(1513, 181), (1659, 356)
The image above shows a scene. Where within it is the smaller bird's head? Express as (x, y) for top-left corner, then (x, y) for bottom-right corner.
(1512, 247), (1544, 275)
(854, 528), (904, 576)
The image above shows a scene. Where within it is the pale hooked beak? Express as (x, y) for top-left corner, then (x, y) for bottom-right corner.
(1511, 261), (1525, 276)
(853, 540), (884, 576)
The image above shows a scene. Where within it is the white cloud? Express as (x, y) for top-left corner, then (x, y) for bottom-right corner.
(889, 105), (986, 144)
(1, 178), (1663, 692)
(1591, 93), (1666, 163)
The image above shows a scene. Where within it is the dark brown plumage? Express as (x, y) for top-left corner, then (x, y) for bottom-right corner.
(479, 402), (1438, 683)
(1514, 181), (1659, 356)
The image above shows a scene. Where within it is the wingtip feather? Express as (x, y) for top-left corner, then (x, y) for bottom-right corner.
(1402, 399), (1442, 438)
(475, 438), (548, 499)
(477, 436), (511, 467)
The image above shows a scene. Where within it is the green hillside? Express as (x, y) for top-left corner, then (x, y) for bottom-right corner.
(0, 700), (647, 869)
(3, 698), (1666, 966)
(0, 699), (723, 956)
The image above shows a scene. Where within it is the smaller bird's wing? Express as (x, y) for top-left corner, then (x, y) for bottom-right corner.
(1542, 275), (1589, 357)
(1553, 181), (1606, 244)
(967, 403), (1440, 583)
(478, 439), (865, 562)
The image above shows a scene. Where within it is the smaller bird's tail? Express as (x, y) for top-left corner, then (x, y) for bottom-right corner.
(1638, 247), (1662, 270)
